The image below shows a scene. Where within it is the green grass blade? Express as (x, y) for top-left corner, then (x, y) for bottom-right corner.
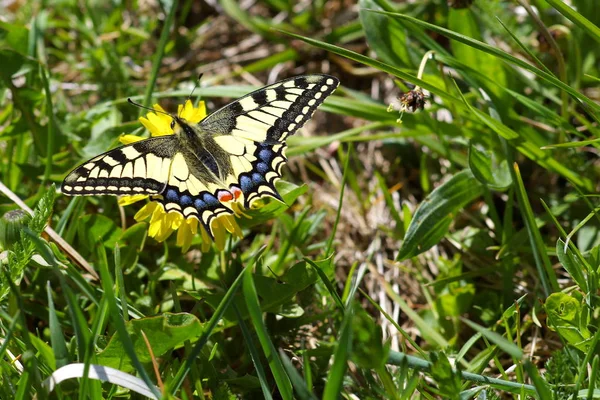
(278, 350), (318, 400)
(512, 163), (559, 295)
(303, 257), (345, 313)
(233, 305), (273, 400)
(46, 281), (69, 369)
(243, 265), (292, 400)
(323, 304), (353, 398)
(365, 9), (600, 114)
(545, 0), (600, 44)
(96, 244), (161, 399)
(140, 0), (178, 112)
(167, 247), (265, 394)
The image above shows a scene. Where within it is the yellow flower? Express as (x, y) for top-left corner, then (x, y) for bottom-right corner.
(118, 100), (244, 252)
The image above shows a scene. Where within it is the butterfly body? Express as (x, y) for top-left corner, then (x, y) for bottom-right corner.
(62, 74), (339, 237)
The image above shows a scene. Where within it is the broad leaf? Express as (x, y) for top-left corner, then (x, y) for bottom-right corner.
(397, 170), (483, 260)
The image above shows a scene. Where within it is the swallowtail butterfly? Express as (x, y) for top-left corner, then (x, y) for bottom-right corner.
(62, 74), (340, 237)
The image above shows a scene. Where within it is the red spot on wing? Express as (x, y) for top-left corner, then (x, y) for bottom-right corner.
(217, 190), (234, 202)
(230, 186), (242, 200)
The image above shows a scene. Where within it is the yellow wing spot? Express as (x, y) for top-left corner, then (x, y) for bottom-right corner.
(271, 101), (292, 109)
(248, 110), (277, 126)
(122, 162), (133, 178)
(171, 153), (190, 180)
(110, 165), (123, 178)
(262, 106), (286, 117)
(214, 135), (246, 156)
(121, 146), (141, 160)
(104, 155), (119, 166)
(264, 89), (277, 102)
(238, 97), (258, 111)
(134, 157), (146, 178)
(286, 88), (304, 95)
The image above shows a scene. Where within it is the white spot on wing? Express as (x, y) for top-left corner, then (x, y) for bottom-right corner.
(239, 97), (258, 111)
(122, 162), (133, 178)
(214, 135), (246, 156)
(134, 157), (146, 178)
(248, 110), (277, 126)
(121, 146), (141, 160)
(110, 165), (123, 178)
(261, 106), (285, 118)
(89, 167), (100, 179)
(171, 153), (190, 180)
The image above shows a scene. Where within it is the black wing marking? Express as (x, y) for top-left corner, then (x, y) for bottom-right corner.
(61, 136), (179, 196)
(198, 74), (339, 207)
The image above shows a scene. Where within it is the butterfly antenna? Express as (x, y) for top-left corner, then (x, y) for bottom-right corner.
(127, 98), (174, 118)
(189, 73), (203, 100)
(179, 73), (203, 118)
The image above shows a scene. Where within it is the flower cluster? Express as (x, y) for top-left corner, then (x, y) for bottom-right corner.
(118, 100), (244, 252)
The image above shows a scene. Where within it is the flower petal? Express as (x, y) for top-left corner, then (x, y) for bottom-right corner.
(200, 225), (212, 253)
(212, 220), (227, 251)
(139, 117), (161, 137)
(119, 134), (144, 145)
(167, 212), (183, 230)
(119, 194), (148, 206)
(219, 215), (243, 238)
(146, 112), (172, 136)
(177, 221), (194, 252)
(134, 201), (158, 222)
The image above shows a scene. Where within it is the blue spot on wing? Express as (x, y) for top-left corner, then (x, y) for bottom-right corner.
(256, 162), (268, 174)
(166, 189), (179, 202)
(180, 195), (192, 207)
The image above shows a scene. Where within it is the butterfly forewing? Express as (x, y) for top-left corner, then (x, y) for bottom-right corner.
(61, 136), (178, 196)
(200, 74), (339, 207)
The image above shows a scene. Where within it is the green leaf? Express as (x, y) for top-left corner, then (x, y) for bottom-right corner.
(351, 307), (390, 370)
(197, 261), (318, 321)
(238, 181), (307, 229)
(0, 48), (30, 81)
(77, 214), (121, 250)
(358, 0), (411, 67)
(397, 170), (484, 260)
(97, 313), (203, 372)
(468, 143), (512, 190)
(556, 239), (589, 293)
(545, 292), (591, 352)
(429, 352), (462, 399)
(448, 8), (509, 105)
(0, 21), (29, 55)
(461, 318), (524, 360)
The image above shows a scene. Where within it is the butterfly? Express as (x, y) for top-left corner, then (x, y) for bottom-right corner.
(61, 74), (340, 238)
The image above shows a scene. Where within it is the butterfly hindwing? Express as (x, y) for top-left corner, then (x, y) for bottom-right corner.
(200, 74), (339, 207)
(61, 136), (178, 196)
(155, 148), (234, 234)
